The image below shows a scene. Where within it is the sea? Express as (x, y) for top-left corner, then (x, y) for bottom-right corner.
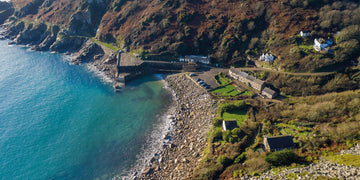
(0, 40), (173, 179)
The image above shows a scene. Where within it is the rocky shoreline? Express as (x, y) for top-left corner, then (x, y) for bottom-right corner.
(0, 13), (219, 179)
(134, 73), (217, 180)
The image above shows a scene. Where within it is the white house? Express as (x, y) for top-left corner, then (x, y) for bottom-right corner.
(314, 38), (331, 52)
(259, 53), (275, 62)
(300, 31), (311, 37)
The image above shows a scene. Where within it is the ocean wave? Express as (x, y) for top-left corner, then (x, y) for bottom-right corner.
(86, 64), (114, 84)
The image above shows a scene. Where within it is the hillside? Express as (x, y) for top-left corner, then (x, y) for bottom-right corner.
(1, 1), (360, 179)
(1, 0), (360, 95)
(4, 0), (358, 65)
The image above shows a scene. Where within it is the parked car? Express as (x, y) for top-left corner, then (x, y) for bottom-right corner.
(189, 73), (195, 77)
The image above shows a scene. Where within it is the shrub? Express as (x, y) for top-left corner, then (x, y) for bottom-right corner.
(217, 155), (232, 166)
(195, 164), (223, 180)
(222, 130), (234, 142)
(336, 25), (360, 43)
(212, 128), (223, 141)
(234, 152), (246, 164)
(265, 149), (298, 166)
(212, 117), (223, 127)
(231, 128), (242, 136)
(177, 11), (196, 23)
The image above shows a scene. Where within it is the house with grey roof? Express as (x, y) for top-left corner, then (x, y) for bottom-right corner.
(179, 55), (210, 64)
(250, 78), (265, 91)
(262, 87), (277, 99)
(222, 120), (238, 131)
(229, 67), (265, 91)
(264, 135), (295, 152)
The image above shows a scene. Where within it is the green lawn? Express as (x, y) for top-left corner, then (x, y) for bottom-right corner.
(241, 90), (254, 96)
(211, 84), (241, 96)
(298, 45), (313, 50)
(215, 72), (232, 86)
(222, 109), (247, 126)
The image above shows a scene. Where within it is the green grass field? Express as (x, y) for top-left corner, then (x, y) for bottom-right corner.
(211, 84), (241, 96)
(241, 90), (254, 96)
(222, 109), (247, 126)
(215, 73), (232, 86)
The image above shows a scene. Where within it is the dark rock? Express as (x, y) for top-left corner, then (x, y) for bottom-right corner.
(31, 25), (60, 51)
(14, 0), (44, 18)
(1, 20), (25, 39)
(72, 39), (104, 63)
(68, 10), (92, 35)
(0, 2), (14, 25)
(104, 53), (117, 64)
(49, 35), (85, 53)
(14, 22), (48, 45)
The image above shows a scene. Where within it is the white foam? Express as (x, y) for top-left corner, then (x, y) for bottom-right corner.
(86, 64), (114, 84)
(115, 78), (178, 179)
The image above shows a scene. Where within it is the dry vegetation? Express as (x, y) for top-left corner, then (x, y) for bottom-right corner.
(191, 89), (360, 179)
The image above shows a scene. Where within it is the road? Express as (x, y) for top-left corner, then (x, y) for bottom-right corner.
(236, 67), (335, 76)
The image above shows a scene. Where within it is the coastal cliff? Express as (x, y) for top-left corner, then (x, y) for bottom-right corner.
(1, 0), (360, 74)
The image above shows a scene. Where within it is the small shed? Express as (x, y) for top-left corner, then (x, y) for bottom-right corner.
(264, 135), (294, 152)
(222, 120), (238, 131)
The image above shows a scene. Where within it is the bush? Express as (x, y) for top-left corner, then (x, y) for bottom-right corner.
(212, 128), (223, 141)
(217, 155), (232, 166)
(231, 128), (242, 136)
(234, 152), (246, 164)
(223, 130), (234, 142)
(265, 149), (298, 166)
(336, 25), (360, 43)
(212, 117), (223, 127)
(195, 164), (223, 180)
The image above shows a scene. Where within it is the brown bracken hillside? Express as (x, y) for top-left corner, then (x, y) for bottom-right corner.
(8, 0), (360, 71)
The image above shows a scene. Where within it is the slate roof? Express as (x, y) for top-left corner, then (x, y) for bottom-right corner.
(262, 87), (276, 96)
(223, 120), (238, 131)
(246, 75), (256, 82)
(238, 71), (248, 78)
(230, 67), (241, 74)
(265, 135), (294, 151)
(253, 78), (265, 86)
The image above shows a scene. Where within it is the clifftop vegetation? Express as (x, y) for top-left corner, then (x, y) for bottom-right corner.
(7, 0), (360, 70)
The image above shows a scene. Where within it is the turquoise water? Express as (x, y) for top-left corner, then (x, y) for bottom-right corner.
(0, 40), (172, 179)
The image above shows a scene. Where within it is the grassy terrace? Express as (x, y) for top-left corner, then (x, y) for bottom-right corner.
(91, 38), (121, 51)
(211, 72), (242, 97)
(222, 109), (247, 127)
(215, 72), (232, 86)
(211, 84), (241, 96)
